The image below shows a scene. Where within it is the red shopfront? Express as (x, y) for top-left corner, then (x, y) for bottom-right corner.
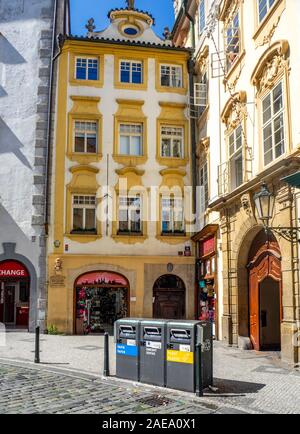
(192, 225), (219, 339)
(0, 261), (30, 328)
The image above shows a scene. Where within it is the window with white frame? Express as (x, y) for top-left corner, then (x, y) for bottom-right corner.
(162, 197), (184, 234)
(225, 10), (240, 71)
(161, 126), (184, 159)
(74, 121), (97, 153)
(119, 124), (143, 156)
(72, 195), (96, 233)
(262, 81), (285, 166)
(199, 161), (209, 211)
(258, 0), (276, 22)
(160, 65), (183, 88)
(229, 124), (243, 190)
(118, 195), (141, 234)
(194, 71), (208, 112)
(76, 58), (99, 81)
(120, 60), (143, 84)
(199, 0), (206, 34)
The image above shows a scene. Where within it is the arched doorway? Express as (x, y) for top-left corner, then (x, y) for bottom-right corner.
(74, 271), (130, 335)
(0, 260), (30, 328)
(153, 275), (186, 319)
(247, 231), (282, 351)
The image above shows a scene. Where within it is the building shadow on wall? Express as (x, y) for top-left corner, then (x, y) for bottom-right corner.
(0, 86), (7, 98)
(0, 203), (30, 246)
(0, 34), (26, 65)
(0, 117), (32, 169)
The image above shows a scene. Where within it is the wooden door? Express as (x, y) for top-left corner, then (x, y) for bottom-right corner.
(248, 240), (282, 351)
(153, 290), (185, 320)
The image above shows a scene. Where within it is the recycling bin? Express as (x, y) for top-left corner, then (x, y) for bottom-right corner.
(197, 321), (213, 389)
(166, 321), (200, 393)
(140, 320), (167, 387)
(115, 319), (140, 381)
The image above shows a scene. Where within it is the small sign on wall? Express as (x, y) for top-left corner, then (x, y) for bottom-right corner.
(49, 275), (66, 288)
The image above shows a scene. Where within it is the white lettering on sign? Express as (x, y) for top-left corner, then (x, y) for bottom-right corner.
(146, 341), (162, 350)
(179, 345), (191, 353)
(0, 270), (25, 277)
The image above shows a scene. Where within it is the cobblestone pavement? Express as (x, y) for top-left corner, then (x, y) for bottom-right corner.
(0, 332), (299, 414)
(0, 362), (248, 415)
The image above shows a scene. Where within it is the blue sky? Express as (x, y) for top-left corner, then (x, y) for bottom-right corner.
(70, 0), (175, 38)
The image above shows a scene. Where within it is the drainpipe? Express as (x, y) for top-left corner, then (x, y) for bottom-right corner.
(44, 0), (67, 235)
(184, 0), (197, 213)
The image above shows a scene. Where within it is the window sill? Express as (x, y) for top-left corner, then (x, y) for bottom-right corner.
(67, 153), (103, 164)
(69, 78), (103, 88)
(66, 233), (101, 243)
(224, 50), (246, 83)
(156, 156), (188, 168)
(112, 154), (148, 166)
(114, 81), (147, 91)
(253, 0), (285, 46)
(112, 234), (148, 244)
(156, 85), (188, 95)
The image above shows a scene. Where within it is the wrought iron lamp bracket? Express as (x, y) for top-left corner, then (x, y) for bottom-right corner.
(268, 227), (300, 243)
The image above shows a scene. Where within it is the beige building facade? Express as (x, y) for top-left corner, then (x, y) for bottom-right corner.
(173, 0), (300, 365)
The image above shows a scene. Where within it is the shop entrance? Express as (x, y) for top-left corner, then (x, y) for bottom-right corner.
(0, 261), (30, 328)
(153, 275), (186, 320)
(248, 231), (282, 351)
(75, 271), (129, 335)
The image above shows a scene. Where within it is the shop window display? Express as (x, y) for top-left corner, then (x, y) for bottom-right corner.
(75, 272), (129, 335)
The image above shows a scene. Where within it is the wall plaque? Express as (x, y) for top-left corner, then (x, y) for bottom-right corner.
(50, 275), (66, 288)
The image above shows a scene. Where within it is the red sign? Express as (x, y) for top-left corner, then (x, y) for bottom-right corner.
(0, 261), (29, 279)
(76, 272), (128, 287)
(200, 236), (215, 257)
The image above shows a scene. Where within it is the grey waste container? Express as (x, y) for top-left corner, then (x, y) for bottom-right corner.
(115, 319), (140, 382)
(140, 320), (167, 387)
(197, 321), (213, 390)
(166, 320), (205, 393)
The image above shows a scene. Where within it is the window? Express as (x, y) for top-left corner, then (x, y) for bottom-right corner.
(120, 60), (143, 84)
(72, 195), (96, 233)
(119, 124), (143, 156)
(160, 65), (183, 88)
(74, 121), (97, 153)
(123, 26), (139, 36)
(199, 0), (206, 34)
(229, 124), (243, 190)
(76, 58), (98, 81)
(262, 82), (285, 166)
(162, 197), (184, 235)
(194, 72), (208, 112)
(161, 126), (184, 158)
(225, 11), (240, 71)
(258, 0), (276, 22)
(199, 162), (209, 211)
(118, 195), (141, 234)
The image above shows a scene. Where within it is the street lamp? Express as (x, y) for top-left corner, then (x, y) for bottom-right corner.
(253, 183), (300, 242)
(254, 183), (275, 229)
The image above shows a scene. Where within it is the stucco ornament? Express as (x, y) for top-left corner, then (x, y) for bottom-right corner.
(260, 55), (283, 91)
(54, 258), (63, 273)
(241, 193), (253, 217)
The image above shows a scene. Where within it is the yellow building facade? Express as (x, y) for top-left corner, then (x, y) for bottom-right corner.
(47, 5), (196, 334)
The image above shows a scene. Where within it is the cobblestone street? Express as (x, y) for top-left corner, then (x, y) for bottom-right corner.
(0, 333), (299, 414)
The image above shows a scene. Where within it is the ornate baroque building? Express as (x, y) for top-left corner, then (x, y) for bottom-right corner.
(173, 0), (300, 366)
(47, 2), (195, 334)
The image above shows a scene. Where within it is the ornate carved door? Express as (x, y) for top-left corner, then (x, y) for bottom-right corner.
(248, 237), (282, 351)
